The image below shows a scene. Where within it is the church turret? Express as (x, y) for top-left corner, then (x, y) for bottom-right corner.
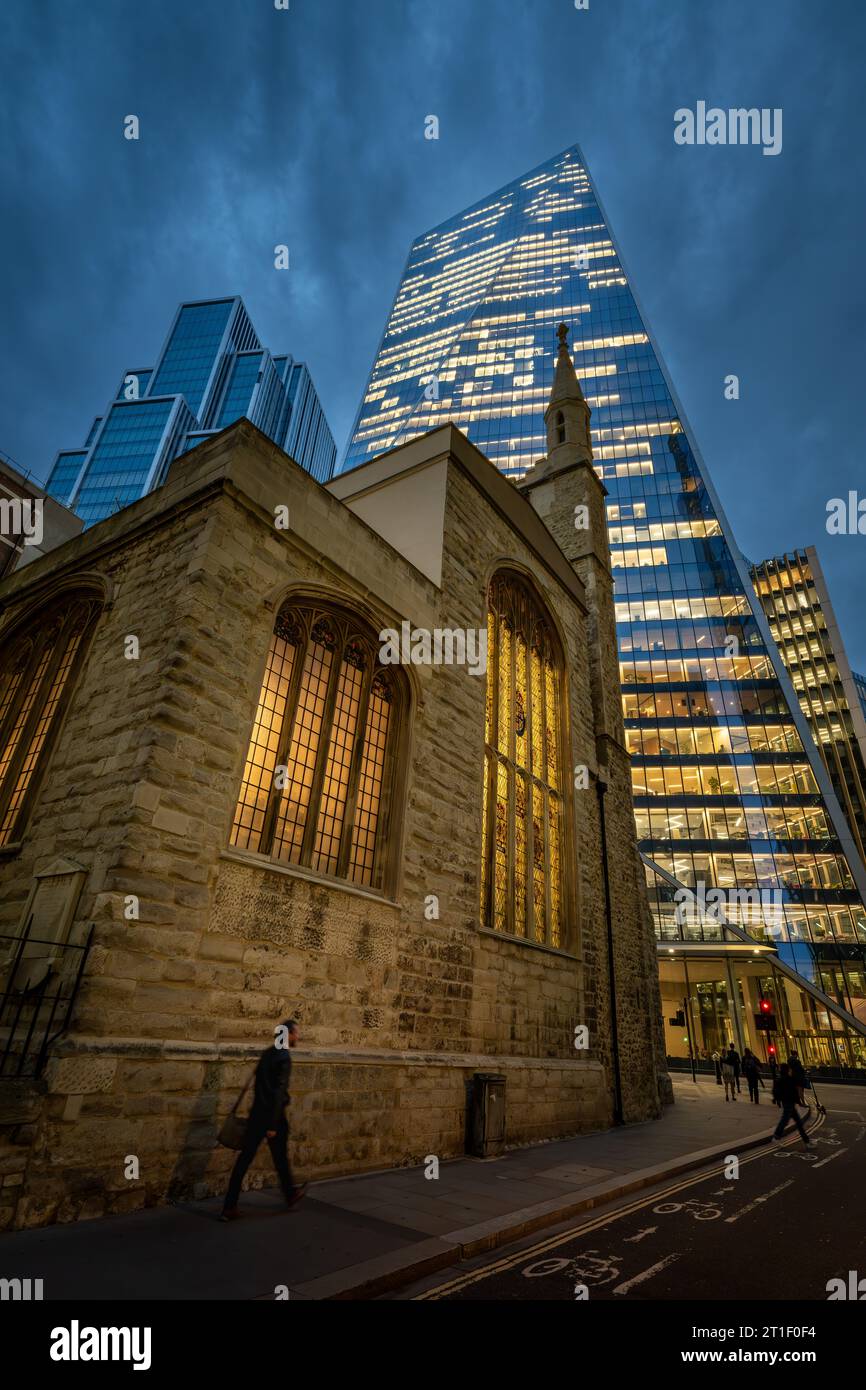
(545, 320), (593, 464)
(519, 323), (622, 765)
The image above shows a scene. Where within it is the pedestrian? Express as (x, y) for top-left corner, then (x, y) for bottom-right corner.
(787, 1052), (807, 1108)
(741, 1047), (763, 1104)
(711, 1047), (722, 1085)
(721, 1052), (737, 1102)
(220, 1018), (307, 1222)
(725, 1042), (742, 1094)
(771, 1063), (811, 1147)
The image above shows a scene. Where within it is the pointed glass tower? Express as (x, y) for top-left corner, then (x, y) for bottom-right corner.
(343, 144), (866, 1074)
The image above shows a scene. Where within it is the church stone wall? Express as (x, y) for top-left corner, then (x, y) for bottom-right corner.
(0, 422), (659, 1230)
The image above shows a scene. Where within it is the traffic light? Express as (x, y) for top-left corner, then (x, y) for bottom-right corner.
(768, 1042), (776, 1057)
(755, 997), (776, 1031)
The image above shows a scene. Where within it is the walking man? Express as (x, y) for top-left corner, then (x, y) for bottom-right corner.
(721, 1051), (737, 1102)
(771, 1063), (812, 1148)
(725, 1041), (742, 1094)
(787, 1052), (807, 1108)
(220, 1018), (307, 1221)
(741, 1047), (763, 1104)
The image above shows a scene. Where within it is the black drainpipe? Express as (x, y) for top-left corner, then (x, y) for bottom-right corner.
(596, 776), (624, 1126)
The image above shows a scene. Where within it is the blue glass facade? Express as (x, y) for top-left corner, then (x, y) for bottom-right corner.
(71, 398), (195, 528)
(46, 297), (336, 526)
(214, 352), (264, 429)
(46, 450), (88, 506)
(148, 300), (237, 415)
(283, 361), (338, 484)
(344, 144), (866, 1070)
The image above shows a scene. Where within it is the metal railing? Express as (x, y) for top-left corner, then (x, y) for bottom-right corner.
(666, 1054), (866, 1087)
(0, 927), (93, 1078)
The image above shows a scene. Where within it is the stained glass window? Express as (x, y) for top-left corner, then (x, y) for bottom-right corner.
(230, 602), (402, 891)
(0, 594), (101, 846)
(480, 573), (565, 946)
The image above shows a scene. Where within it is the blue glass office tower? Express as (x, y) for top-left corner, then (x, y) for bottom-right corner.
(47, 297), (336, 527)
(344, 144), (866, 1072)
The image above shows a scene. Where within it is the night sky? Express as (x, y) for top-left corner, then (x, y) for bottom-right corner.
(1, 0), (864, 663)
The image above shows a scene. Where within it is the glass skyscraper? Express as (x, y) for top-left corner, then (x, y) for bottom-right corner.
(343, 144), (866, 1073)
(47, 297), (336, 527)
(751, 547), (866, 867)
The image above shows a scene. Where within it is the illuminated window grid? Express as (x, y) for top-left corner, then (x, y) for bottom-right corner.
(232, 608), (401, 891)
(532, 782), (547, 944)
(609, 520), (722, 544)
(351, 383), (625, 449)
(312, 651), (365, 877)
(0, 663), (26, 737)
(345, 145), (866, 1002)
(0, 646), (53, 792)
(272, 639), (333, 863)
(482, 575), (565, 946)
(349, 678), (391, 886)
(480, 747), (490, 919)
(616, 596), (752, 622)
(230, 634), (297, 850)
(0, 633), (82, 841)
(351, 371), (667, 469)
(493, 759), (509, 932)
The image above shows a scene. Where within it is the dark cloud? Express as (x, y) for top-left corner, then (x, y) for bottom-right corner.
(1, 0), (864, 661)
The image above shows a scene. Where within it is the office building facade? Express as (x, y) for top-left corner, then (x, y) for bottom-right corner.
(46, 297), (336, 527)
(751, 548), (866, 868)
(344, 144), (866, 1073)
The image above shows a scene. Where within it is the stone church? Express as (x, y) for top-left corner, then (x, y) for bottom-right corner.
(0, 328), (667, 1229)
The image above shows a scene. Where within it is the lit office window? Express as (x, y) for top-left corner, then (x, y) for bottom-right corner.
(0, 594), (100, 845)
(231, 603), (403, 891)
(480, 572), (565, 947)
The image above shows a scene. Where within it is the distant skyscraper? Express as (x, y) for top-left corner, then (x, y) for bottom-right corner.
(751, 547), (866, 866)
(345, 143), (866, 1070)
(46, 297), (336, 527)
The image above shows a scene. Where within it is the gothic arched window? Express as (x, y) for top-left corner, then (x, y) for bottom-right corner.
(0, 592), (101, 847)
(230, 602), (404, 892)
(480, 573), (565, 947)
(555, 410), (566, 445)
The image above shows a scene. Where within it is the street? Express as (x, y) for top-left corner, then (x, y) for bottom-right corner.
(401, 1084), (866, 1301)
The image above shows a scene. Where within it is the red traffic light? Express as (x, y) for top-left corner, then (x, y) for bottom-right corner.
(768, 1043), (776, 1055)
(759, 998), (772, 1013)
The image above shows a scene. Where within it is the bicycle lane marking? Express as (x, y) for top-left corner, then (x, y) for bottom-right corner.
(414, 1114), (824, 1300)
(723, 1178), (794, 1223)
(812, 1147), (848, 1168)
(612, 1252), (682, 1296)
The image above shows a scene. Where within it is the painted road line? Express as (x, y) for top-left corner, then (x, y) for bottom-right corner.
(612, 1253), (681, 1296)
(724, 1179), (794, 1223)
(622, 1226), (657, 1243)
(414, 1122), (823, 1300)
(813, 1148), (848, 1169)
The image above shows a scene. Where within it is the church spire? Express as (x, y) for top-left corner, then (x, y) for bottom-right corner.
(543, 322), (592, 463)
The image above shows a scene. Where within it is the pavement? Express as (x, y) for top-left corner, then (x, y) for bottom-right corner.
(0, 1077), (822, 1300)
